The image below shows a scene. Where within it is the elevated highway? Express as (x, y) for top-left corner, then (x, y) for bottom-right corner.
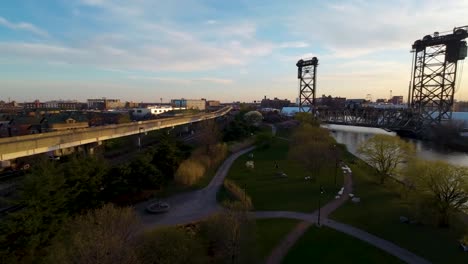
(0, 107), (231, 161)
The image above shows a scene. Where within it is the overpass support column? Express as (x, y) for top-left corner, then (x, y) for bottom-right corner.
(85, 141), (102, 155)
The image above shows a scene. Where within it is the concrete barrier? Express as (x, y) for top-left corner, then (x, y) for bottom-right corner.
(0, 107), (231, 161)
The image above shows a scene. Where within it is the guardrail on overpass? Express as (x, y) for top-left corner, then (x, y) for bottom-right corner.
(0, 107), (232, 161)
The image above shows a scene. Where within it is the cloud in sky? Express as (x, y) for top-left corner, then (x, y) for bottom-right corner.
(0, 0), (467, 102)
(0, 16), (48, 37)
(127, 75), (233, 85)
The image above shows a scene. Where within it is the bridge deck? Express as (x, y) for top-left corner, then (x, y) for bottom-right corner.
(0, 107), (231, 161)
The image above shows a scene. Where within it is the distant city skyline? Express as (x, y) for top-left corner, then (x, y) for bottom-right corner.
(1, 0), (467, 102)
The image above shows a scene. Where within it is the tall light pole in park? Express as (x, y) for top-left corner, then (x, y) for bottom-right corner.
(333, 144), (338, 187)
(138, 127), (144, 151)
(317, 185), (324, 226)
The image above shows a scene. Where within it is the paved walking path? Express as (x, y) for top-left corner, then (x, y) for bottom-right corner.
(135, 146), (255, 228)
(260, 169), (431, 264)
(325, 219), (431, 264)
(263, 171), (354, 264)
(136, 124), (431, 264)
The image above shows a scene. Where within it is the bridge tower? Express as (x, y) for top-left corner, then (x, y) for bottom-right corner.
(297, 57), (318, 113)
(409, 26), (468, 127)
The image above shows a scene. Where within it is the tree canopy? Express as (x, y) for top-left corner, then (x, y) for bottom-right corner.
(357, 134), (414, 184)
(244, 111), (263, 127)
(294, 112), (320, 127)
(405, 160), (468, 227)
(47, 204), (141, 264)
(289, 124), (335, 180)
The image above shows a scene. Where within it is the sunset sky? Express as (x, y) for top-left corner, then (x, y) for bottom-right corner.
(1, 0), (467, 103)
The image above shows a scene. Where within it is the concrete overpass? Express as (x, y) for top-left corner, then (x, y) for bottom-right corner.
(0, 107), (231, 161)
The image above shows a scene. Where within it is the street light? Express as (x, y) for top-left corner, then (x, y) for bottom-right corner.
(333, 144), (337, 187)
(244, 183), (247, 210)
(317, 185), (324, 226)
(138, 127), (144, 151)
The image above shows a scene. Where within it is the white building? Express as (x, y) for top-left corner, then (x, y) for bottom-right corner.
(131, 106), (174, 118)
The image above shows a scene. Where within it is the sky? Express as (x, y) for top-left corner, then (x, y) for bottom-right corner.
(0, 0), (467, 103)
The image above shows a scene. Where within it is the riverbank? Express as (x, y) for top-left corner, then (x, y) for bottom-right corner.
(330, 149), (468, 264)
(326, 123), (468, 167)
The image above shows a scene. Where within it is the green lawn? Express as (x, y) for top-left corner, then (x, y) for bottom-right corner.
(331, 154), (468, 264)
(254, 218), (300, 260)
(225, 138), (342, 212)
(283, 226), (405, 264)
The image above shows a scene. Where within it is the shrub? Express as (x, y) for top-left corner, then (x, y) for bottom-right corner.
(174, 159), (206, 185)
(255, 131), (273, 149)
(196, 154), (212, 169)
(199, 201), (256, 264)
(210, 143), (228, 166)
(138, 227), (207, 264)
(461, 234), (468, 245)
(223, 179), (253, 210)
(47, 204), (141, 264)
(174, 143), (228, 186)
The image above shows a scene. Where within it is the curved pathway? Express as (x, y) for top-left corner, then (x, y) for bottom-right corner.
(325, 219), (431, 264)
(135, 124), (431, 264)
(260, 168), (430, 264)
(136, 146), (255, 228)
(263, 171), (353, 264)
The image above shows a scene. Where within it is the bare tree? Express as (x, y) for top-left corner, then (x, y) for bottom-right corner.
(48, 204), (141, 264)
(289, 124), (334, 180)
(358, 134), (414, 184)
(196, 119), (221, 154)
(137, 227), (207, 264)
(199, 201), (256, 264)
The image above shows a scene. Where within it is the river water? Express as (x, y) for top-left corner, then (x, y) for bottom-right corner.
(324, 124), (468, 167)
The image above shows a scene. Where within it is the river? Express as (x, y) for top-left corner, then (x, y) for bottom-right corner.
(324, 124), (468, 167)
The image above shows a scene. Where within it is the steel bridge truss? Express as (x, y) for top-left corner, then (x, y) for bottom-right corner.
(409, 27), (468, 127)
(317, 108), (415, 129)
(411, 44), (458, 126)
(297, 57), (318, 113)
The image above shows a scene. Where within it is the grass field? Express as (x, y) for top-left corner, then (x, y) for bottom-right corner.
(224, 138), (343, 212)
(331, 153), (468, 264)
(283, 226), (405, 264)
(254, 218), (300, 260)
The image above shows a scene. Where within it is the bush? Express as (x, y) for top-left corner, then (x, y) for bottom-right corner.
(199, 201), (257, 264)
(223, 179), (253, 210)
(175, 143), (229, 186)
(244, 111), (263, 126)
(138, 227), (207, 264)
(461, 234), (468, 245)
(210, 143), (228, 166)
(47, 204), (141, 264)
(197, 154), (212, 169)
(256, 131), (273, 149)
(174, 159), (206, 185)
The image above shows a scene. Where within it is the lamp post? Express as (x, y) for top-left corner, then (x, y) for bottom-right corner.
(138, 127), (144, 151)
(244, 183), (247, 210)
(317, 185), (324, 226)
(333, 144), (337, 187)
